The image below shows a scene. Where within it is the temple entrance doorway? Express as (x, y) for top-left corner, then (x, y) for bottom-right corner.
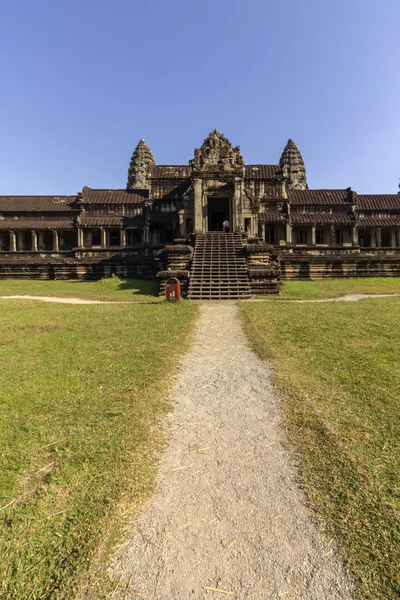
(207, 197), (230, 232)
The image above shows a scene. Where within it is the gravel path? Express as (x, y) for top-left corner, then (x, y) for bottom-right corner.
(0, 292), (398, 305)
(110, 302), (353, 600)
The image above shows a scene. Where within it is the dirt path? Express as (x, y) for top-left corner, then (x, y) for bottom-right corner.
(1, 292), (398, 305)
(110, 303), (353, 600)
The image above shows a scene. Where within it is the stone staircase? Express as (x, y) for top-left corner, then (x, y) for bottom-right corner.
(188, 233), (251, 300)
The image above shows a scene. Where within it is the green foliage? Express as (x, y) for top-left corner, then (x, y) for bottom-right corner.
(241, 297), (400, 600)
(0, 298), (197, 599)
(98, 273), (123, 288)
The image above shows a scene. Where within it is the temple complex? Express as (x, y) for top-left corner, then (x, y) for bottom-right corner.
(1, 129), (400, 297)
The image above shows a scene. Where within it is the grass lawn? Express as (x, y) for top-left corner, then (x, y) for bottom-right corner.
(0, 277), (161, 302)
(0, 296), (197, 599)
(241, 294), (400, 600)
(264, 277), (400, 300)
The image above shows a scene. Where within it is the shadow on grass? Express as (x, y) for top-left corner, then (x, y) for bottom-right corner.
(116, 279), (159, 296)
(67, 278), (160, 297)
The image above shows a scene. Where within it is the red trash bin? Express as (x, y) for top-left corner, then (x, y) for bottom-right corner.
(165, 277), (181, 302)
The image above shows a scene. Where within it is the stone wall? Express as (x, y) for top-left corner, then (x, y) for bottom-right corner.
(156, 243), (193, 297)
(245, 243), (281, 294)
(281, 252), (400, 279)
(0, 251), (158, 280)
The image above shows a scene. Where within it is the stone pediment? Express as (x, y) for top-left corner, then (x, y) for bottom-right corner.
(190, 129), (245, 176)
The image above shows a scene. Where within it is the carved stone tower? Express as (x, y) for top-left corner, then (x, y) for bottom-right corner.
(127, 139), (155, 190)
(190, 129), (244, 176)
(279, 139), (308, 190)
(190, 129), (245, 233)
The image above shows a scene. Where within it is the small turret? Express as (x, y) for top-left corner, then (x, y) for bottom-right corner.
(127, 139), (155, 190)
(279, 139), (308, 190)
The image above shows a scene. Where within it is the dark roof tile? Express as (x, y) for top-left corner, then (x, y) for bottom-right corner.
(291, 213), (353, 225)
(357, 195), (400, 211)
(82, 189), (147, 204)
(288, 190), (349, 206)
(357, 217), (400, 227)
(78, 216), (124, 227)
(0, 196), (78, 212)
(245, 165), (281, 179)
(259, 211), (287, 224)
(0, 219), (75, 230)
(150, 166), (190, 179)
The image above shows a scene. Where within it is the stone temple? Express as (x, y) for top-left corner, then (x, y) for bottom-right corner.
(1, 129), (400, 298)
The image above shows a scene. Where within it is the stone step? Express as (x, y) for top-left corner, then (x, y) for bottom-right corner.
(188, 232), (251, 300)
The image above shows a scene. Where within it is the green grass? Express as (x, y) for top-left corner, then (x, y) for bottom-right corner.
(0, 276), (161, 302)
(241, 296), (400, 600)
(0, 298), (197, 599)
(264, 277), (400, 300)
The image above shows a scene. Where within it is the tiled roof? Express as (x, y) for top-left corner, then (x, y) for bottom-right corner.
(288, 190), (349, 206)
(78, 216), (124, 227)
(82, 189), (147, 204)
(357, 217), (400, 227)
(291, 213), (353, 225)
(0, 219), (75, 230)
(245, 165), (281, 179)
(0, 196), (78, 212)
(259, 211), (287, 224)
(78, 215), (145, 227)
(149, 166), (190, 179)
(357, 195), (400, 210)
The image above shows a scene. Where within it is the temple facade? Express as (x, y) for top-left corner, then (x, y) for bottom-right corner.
(1, 129), (400, 289)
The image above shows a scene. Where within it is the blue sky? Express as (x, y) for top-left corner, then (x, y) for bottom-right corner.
(1, 0), (400, 195)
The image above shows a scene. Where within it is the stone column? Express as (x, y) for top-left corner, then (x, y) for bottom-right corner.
(17, 232), (23, 251)
(286, 223), (292, 245)
(261, 223), (266, 242)
(193, 179), (203, 233)
(330, 224), (335, 246)
(52, 230), (59, 252)
(120, 228), (126, 248)
(31, 230), (38, 252)
(101, 226), (107, 248)
(233, 177), (243, 232)
(311, 225), (316, 246)
(10, 231), (17, 252)
(178, 212), (185, 237)
(352, 226), (358, 246)
(78, 228), (83, 248)
(391, 229), (396, 248)
(251, 213), (258, 237)
(376, 228), (382, 248)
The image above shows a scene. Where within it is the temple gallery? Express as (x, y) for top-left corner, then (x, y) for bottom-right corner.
(1, 129), (399, 297)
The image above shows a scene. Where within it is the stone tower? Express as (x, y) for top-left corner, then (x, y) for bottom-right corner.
(127, 139), (155, 190)
(279, 139), (308, 190)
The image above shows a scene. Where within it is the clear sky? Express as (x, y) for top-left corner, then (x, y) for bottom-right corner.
(1, 0), (400, 195)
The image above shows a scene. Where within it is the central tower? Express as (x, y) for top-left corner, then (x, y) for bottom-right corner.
(190, 129), (245, 233)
